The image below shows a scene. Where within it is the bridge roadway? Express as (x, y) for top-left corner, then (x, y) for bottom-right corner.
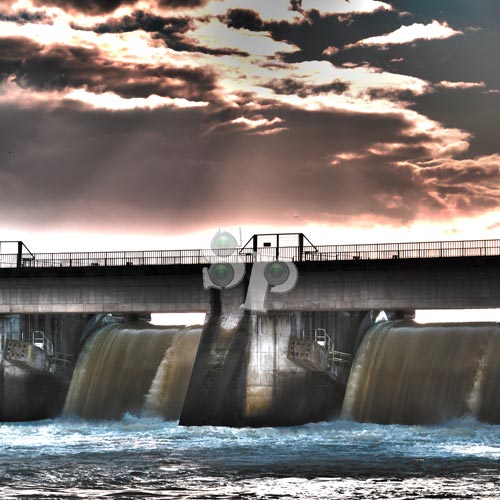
(0, 239), (500, 314)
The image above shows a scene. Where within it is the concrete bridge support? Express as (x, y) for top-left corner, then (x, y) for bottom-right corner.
(0, 313), (115, 421)
(180, 291), (378, 427)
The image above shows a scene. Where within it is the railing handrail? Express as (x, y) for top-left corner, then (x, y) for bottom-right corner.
(31, 330), (54, 356)
(0, 237), (499, 269)
(299, 328), (352, 367)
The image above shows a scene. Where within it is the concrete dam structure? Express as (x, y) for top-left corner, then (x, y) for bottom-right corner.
(50, 313), (500, 427)
(1, 235), (500, 426)
(2, 309), (500, 426)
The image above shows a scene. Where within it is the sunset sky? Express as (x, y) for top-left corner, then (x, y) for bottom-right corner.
(0, 0), (498, 252)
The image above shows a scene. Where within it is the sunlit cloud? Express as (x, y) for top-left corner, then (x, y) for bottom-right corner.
(202, 0), (301, 23)
(349, 20), (461, 47)
(185, 18), (299, 57)
(0, 79), (208, 110)
(302, 0), (392, 15)
(437, 80), (486, 90)
(0, 77), (63, 108)
(230, 115), (283, 129)
(66, 88), (209, 109)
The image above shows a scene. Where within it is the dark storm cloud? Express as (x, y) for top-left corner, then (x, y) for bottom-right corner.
(0, 99), (444, 231)
(79, 11), (247, 55)
(0, 37), (219, 101)
(0, 10), (49, 24)
(0, 0), (497, 231)
(83, 10), (190, 33)
(224, 9), (264, 31)
(33, 0), (138, 15)
(31, 0), (207, 14)
(264, 9), (405, 63)
(158, 0), (208, 7)
(289, 0), (303, 14)
(266, 78), (349, 97)
(0, 103), (216, 230)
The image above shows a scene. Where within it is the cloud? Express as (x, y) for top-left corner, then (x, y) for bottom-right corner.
(0, 36), (219, 105)
(81, 11), (247, 55)
(186, 19), (299, 57)
(0, 9), (49, 24)
(0, 0), (497, 237)
(202, 0), (301, 24)
(225, 8), (264, 31)
(266, 77), (349, 97)
(437, 80), (486, 90)
(302, 0), (392, 15)
(31, 0), (208, 15)
(415, 154), (500, 214)
(159, 0), (207, 7)
(350, 20), (461, 47)
(32, 0), (138, 15)
(0, 91), (478, 233)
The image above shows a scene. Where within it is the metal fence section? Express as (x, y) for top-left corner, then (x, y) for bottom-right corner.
(299, 328), (353, 368)
(0, 238), (499, 269)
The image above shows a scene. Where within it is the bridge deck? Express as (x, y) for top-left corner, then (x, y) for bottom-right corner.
(1, 239), (500, 314)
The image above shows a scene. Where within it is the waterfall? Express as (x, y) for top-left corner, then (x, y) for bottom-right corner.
(64, 323), (201, 420)
(342, 321), (500, 424)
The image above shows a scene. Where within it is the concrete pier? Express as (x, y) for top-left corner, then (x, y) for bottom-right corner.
(0, 314), (102, 421)
(180, 291), (376, 426)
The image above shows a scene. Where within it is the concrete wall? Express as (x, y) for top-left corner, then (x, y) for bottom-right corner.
(180, 290), (367, 426)
(0, 256), (500, 313)
(0, 273), (208, 314)
(268, 257), (500, 311)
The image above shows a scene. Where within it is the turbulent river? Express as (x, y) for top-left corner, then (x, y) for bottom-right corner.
(1, 416), (500, 499)
(3, 320), (500, 498)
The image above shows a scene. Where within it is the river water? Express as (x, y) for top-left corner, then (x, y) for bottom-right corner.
(1, 416), (499, 499)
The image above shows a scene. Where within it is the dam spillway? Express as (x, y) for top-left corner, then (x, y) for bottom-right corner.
(343, 320), (500, 425)
(63, 323), (202, 420)
(58, 316), (500, 427)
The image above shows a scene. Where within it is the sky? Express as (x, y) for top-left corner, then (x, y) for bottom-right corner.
(0, 0), (499, 252)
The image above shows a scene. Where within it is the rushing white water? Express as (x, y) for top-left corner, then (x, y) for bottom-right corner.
(4, 319), (500, 498)
(1, 417), (500, 499)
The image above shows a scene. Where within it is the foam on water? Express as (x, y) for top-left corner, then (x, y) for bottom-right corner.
(1, 417), (500, 499)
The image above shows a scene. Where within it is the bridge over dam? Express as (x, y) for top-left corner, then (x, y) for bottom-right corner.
(1, 235), (500, 426)
(1, 237), (500, 314)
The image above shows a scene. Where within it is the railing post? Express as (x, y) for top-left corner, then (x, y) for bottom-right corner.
(298, 233), (304, 262)
(16, 241), (23, 268)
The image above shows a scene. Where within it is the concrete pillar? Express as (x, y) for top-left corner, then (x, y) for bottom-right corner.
(180, 291), (375, 426)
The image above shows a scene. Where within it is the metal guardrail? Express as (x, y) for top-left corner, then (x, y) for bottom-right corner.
(31, 330), (54, 356)
(299, 328), (352, 368)
(0, 239), (499, 269)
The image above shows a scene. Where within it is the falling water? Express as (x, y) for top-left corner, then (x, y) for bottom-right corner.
(342, 320), (500, 424)
(63, 323), (201, 420)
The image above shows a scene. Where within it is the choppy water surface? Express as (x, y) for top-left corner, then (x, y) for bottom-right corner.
(1, 417), (499, 499)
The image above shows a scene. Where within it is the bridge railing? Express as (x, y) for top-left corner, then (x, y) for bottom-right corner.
(0, 239), (499, 269)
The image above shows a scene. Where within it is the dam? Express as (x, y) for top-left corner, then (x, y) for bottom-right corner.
(0, 234), (500, 426)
